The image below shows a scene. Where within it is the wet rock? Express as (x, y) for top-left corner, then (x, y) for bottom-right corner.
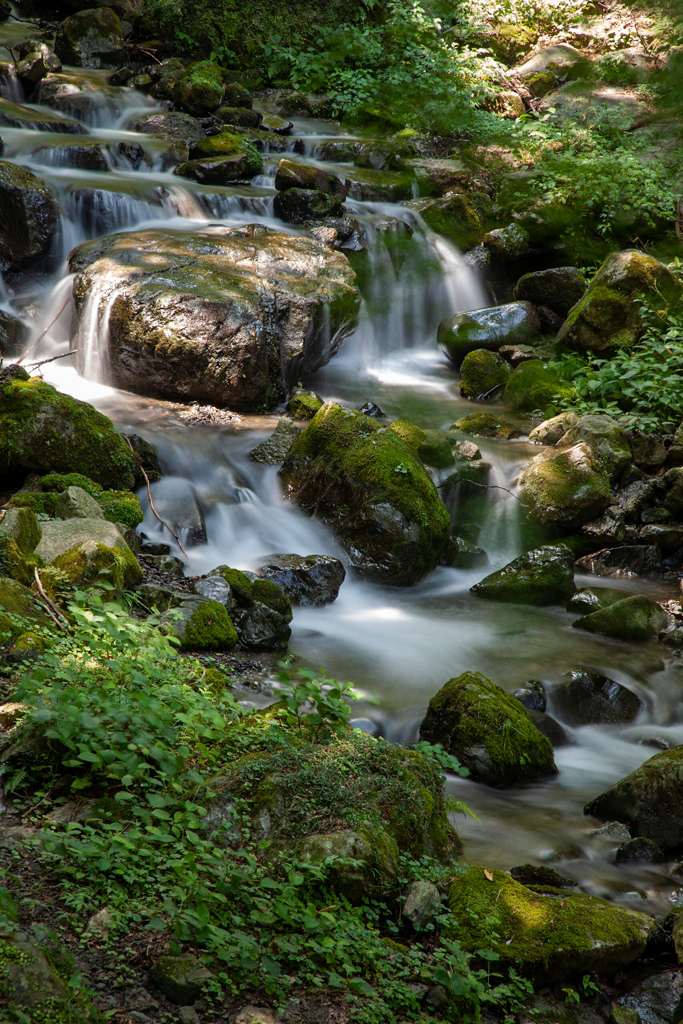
(504, 359), (576, 413)
(123, 433), (162, 485)
(586, 746), (683, 854)
(509, 863), (574, 888)
(551, 670), (642, 726)
(0, 309), (29, 359)
(273, 187), (344, 224)
(170, 596), (238, 651)
(359, 401), (384, 419)
(574, 545), (663, 577)
(285, 388), (323, 420)
(147, 478), (205, 546)
(621, 969), (683, 1024)
(513, 680), (546, 713)
(519, 443), (611, 529)
(261, 113), (293, 133)
(448, 866), (654, 983)
(33, 141), (110, 172)
(580, 509), (628, 547)
(0, 96), (88, 134)
(616, 837), (664, 863)
(627, 427), (667, 471)
(471, 543), (575, 606)
(258, 553), (345, 606)
(249, 418), (302, 465)
(275, 158), (347, 197)
(175, 132), (263, 182)
(407, 191), (491, 249)
(441, 535), (488, 569)
(69, 226), (360, 413)
(514, 266), (587, 316)
(214, 105), (261, 129)
(280, 402), (450, 586)
(143, 554), (184, 577)
(388, 421), (454, 469)
(0, 160), (59, 266)
(482, 221), (532, 261)
(16, 45), (61, 84)
(567, 586), (634, 615)
(557, 251), (682, 355)
(172, 60), (224, 116)
(639, 523), (683, 552)
(616, 479), (656, 521)
(127, 110), (206, 153)
(574, 594), (667, 642)
(452, 439), (481, 460)
(206, 566), (292, 650)
(0, 371), (137, 489)
(55, 8), (125, 69)
(458, 348), (511, 400)
(401, 879), (441, 930)
(451, 411), (522, 439)
(498, 343), (539, 366)
(420, 671), (557, 786)
(558, 414), (631, 480)
(55, 485), (105, 520)
(528, 410), (578, 445)
(150, 955), (214, 1005)
(438, 301), (541, 366)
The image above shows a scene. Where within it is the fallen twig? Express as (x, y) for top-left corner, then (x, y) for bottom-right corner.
(27, 350), (77, 371)
(18, 299), (71, 366)
(124, 438), (188, 557)
(34, 568), (70, 630)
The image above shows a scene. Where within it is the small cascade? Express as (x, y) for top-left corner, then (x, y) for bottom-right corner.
(60, 185), (168, 237)
(75, 275), (118, 383)
(0, 66), (22, 102)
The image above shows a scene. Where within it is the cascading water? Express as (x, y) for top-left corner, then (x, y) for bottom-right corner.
(2, 29), (682, 921)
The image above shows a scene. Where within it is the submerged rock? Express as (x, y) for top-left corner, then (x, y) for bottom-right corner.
(0, 96), (88, 134)
(280, 402), (450, 586)
(615, 836), (664, 863)
(259, 554), (345, 606)
(551, 670), (642, 726)
(573, 594), (667, 642)
(471, 544), (575, 606)
(69, 226), (360, 413)
(420, 671), (557, 786)
(585, 746), (683, 854)
(567, 586), (634, 615)
(438, 301), (541, 366)
(448, 866), (654, 983)
(0, 161), (59, 266)
(519, 443), (611, 528)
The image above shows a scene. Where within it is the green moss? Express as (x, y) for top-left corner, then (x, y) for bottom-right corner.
(450, 411), (521, 439)
(504, 360), (576, 413)
(190, 131), (263, 175)
(8, 492), (58, 516)
(574, 594), (667, 642)
(0, 507), (41, 553)
(0, 578), (50, 643)
(471, 544), (576, 606)
(286, 388), (324, 420)
(173, 60), (224, 116)
(519, 444), (611, 528)
(252, 578), (292, 617)
(420, 671), (557, 786)
(459, 349), (511, 400)
(39, 473), (102, 496)
(410, 192), (492, 249)
(388, 421), (455, 469)
(52, 541), (142, 596)
(181, 600), (238, 650)
(98, 490), (144, 528)
(0, 533), (38, 586)
(447, 866), (654, 984)
(209, 565), (255, 603)
(0, 377), (137, 489)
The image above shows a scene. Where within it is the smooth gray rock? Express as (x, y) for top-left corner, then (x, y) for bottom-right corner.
(54, 485), (104, 520)
(35, 519), (131, 562)
(401, 880), (441, 930)
(438, 301), (541, 366)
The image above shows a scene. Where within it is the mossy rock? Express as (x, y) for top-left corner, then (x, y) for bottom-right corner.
(280, 402), (450, 586)
(150, 953), (215, 1005)
(189, 130), (263, 174)
(388, 420), (455, 469)
(519, 442), (611, 528)
(0, 507), (41, 553)
(559, 414), (631, 481)
(557, 250), (683, 355)
(471, 543), (575, 606)
(39, 472), (103, 496)
(0, 372), (138, 489)
(0, 160), (60, 266)
(285, 388), (323, 420)
(408, 191), (492, 249)
(504, 360), (576, 413)
(0, 533), (39, 586)
(447, 867), (655, 984)
(53, 539), (142, 595)
(459, 348), (511, 400)
(54, 7), (124, 69)
(7, 492), (58, 517)
(275, 159), (346, 197)
(573, 594), (667, 642)
(585, 746), (683, 855)
(438, 301), (541, 367)
(0, 578), (50, 643)
(172, 59), (224, 116)
(450, 411), (522, 440)
(420, 671), (557, 786)
(204, 566), (292, 649)
(98, 490), (144, 528)
(54, 485), (104, 521)
(173, 598), (238, 651)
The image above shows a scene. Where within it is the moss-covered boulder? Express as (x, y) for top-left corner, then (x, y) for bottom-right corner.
(420, 672), (557, 786)
(459, 348), (511, 400)
(567, 586), (635, 615)
(438, 301), (541, 366)
(0, 534), (39, 587)
(573, 594), (667, 642)
(39, 472), (103, 496)
(0, 507), (41, 554)
(519, 443), (611, 528)
(172, 60), (224, 116)
(54, 8), (124, 69)
(0, 371), (138, 489)
(471, 543), (575, 605)
(448, 867), (655, 983)
(450, 411), (522, 439)
(528, 410), (578, 445)
(557, 251), (682, 355)
(0, 161), (59, 266)
(408, 192), (492, 250)
(585, 746), (683, 854)
(150, 954), (214, 1005)
(171, 596), (239, 651)
(504, 360), (576, 413)
(558, 414), (631, 480)
(209, 723), (461, 901)
(36, 518), (138, 569)
(69, 227), (360, 413)
(175, 133), (262, 182)
(196, 566), (292, 650)
(388, 420), (455, 469)
(275, 159), (347, 197)
(0, 578), (50, 642)
(98, 490), (144, 528)
(280, 402), (450, 586)
(514, 266), (587, 317)
(285, 388), (323, 420)
(0, 931), (97, 1020)
(53, 538), (142, 595)
(513, 44), (591, 97)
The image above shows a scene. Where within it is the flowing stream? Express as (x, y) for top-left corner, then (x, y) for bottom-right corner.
(2, 15), (682, 919)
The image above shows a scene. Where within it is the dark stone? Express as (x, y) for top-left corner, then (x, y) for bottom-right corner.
(0, 309), (29, 359)
(509, 863), (575, 888)
(273, 187), (344, 224)
(527, 708), (571, 747)
(626, 427), (667, 470)
(621, 969), (683, 1024)
(536, 304), (564, 333)
(615, 837), (665, 863)
(359, 401), (384, 419)
(139, 536), (171, 556)
(122, 433), (162, 484)
(551, 670), (643, 726)
(0, 161), (59, 266)
(513, 266), (587, 316)
(513, 680), (546, 713)
(566, 586), (635, 615)
(574, 545), (663, 577)
(215, 106), (261, 128)
(275, 158), (347, 197)
(258, 553), (346, 606)
(471, 544), (576, 606)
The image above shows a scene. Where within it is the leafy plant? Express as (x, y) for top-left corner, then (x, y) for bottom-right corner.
(275, 664), (366, 740)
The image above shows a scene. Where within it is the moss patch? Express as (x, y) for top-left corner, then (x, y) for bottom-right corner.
(388, 420), (455, 469)
(180, 600), (239, 651)
(52, 541), (142, 596)
(459, 348), (511, 400)
(98, 490), (144, 528)
(504, 360), (576, 413)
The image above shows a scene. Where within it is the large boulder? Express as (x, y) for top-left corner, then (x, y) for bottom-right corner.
(557, 251), (682, 354)
(514, 267), (587, 316)
(0, 162), (59, 266)
(54, 8), (124, 69)
(279, 403), (450, 586)
(574, 544), (663, 576)
(585, 746), (683, 855)
(519, 443), (611, 528)
(273, 188), (344, 224)
(173, 61), (224, 116)
(558, 414), (631, 480)
(0, 96), (88, 134)
(528, 410), (578, 445)
(419, 672), (557, 786)
(438, 301), (541, 366)
(0, 370), (138, 489)
(459, 348), (511, 400)
(274, 159), (346, 197)
(573, 594), (667, 641)
(503, 360), (576, 412)
(471, 544), (575, 605)
(512, 44), (591, 97)
(448, 867), (655, 983)
(258, 554), (345, 606)
(69, 226), (360, 413)
(34, 518), (142, 591)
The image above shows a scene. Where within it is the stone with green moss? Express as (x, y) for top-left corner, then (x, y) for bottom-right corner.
(274, 158), (346, 197)
(573, 594), (667, 642)
(98, 490), (144, 528)
(7, 492), (58, 517)
(471, 543), (575, 605)
(53, 540), (140, 595)
(39, 472), (103, 496)
(420, 672), (557, 786)
(0, 507), (41, 554)
(585, 746), (683, 854)
(172, 60), (224, 116)
(450, 411), (522, 439)
(459, 348), (511, 400)
(388, 420), (455, 469)
(54, 7), (124, 69)
(203, 566), (292, 649)
(54, 485), (104, 521)
(438, 301), (541, 366)
(567, 586), (635, 615)
(504, 359), (576, 413)
(558, 414), (631, 480)
(448, 866), (655, 984)
(0, 578), (49, 642)
(519, 442), (611, 528)
(0, 160), (60, 266)
(0, 371), (137, 489)
(407, 191), (492, 249)
(528, 410), (578, 445)
(0, 933), (95, 1021)
(557, 250), (682, 354)
(174, 148), (262, 184)
(285, 388), (323, 420)
(150, 953), (215, 1005)
(172, 596), (238, 651)
(280, 402), (450, 586)
(0, 533), (39, 586)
